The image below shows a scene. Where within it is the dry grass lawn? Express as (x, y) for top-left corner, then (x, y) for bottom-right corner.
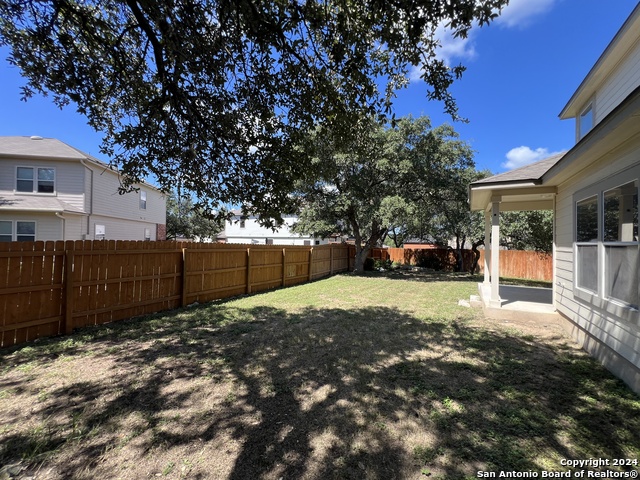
(1, 271), (639, 479)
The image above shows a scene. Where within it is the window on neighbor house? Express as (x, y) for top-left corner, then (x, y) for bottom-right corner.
(240, 218), (246, 228)
(16, 221), (36, 241)
(265, 238), (273, 245)
(16, 167), (55, 193)
(575, 176), (639, 310)
(579, 103), (593, 139)
(140, 191), (147, 210)
(144, 228), (151, 241)
(0, 221), (11, 242)
(0, 221), (36, 242)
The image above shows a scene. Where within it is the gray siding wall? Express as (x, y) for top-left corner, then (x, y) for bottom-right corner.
(595, 40), (640, 124)
(0, 212), (88, 241)
(89, 214), (159, 241)
(0, 212), (61, 241)
(0, 158), (86, 210)
(555, 137), (640, 392)
(88, 164), (166, 226)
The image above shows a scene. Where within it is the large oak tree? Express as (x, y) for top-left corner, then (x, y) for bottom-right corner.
(0, 0), (508, 220)
(292, 116), (473, 273)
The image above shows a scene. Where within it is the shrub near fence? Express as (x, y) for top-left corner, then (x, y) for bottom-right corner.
(0, 241), (351, 349)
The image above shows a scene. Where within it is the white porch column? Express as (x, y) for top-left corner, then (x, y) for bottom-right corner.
(483, 210), (491, 285)
(490, 200), (501, 307)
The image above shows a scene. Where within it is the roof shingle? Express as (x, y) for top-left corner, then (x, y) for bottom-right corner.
(472, 152), (566, 186)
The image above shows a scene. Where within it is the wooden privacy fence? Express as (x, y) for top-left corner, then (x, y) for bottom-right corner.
(0, 241), (351, 348)
(478, 249), (552, 282)
(0, 241), (551, 349)
(382, 247), (552, 281)
(385, 247), (475, 270)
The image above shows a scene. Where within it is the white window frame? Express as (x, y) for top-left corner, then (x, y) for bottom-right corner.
(0, 220), (37, 242)
(15, 166), (56, 194)
(140, 190), (147, 210)
(573, 165), (640, 322)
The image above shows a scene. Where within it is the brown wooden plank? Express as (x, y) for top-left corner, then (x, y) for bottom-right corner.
(12, 242), (30, 346)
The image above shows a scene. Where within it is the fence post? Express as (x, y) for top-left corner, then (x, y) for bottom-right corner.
(63, 248), (74, 335)
(308, 247), (314, 281)
(246, 247), (252, 294)
(282, 248), (286, 287)
(330, 245), (334, 275)
(181, 248), (188, 307)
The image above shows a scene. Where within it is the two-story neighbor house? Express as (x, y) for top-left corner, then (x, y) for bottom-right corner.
(219, 209), (328, 245)
(469, 4), (640, 393)
(0, 136), (166, 242)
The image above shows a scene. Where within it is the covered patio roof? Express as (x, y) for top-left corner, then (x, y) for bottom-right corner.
(468, 84), (640, 310)
(468, 153), (563, 212)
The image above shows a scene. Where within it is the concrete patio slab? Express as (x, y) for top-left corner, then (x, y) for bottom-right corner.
(477, 283), (560, 323)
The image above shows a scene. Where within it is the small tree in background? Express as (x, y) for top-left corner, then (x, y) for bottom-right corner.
(421, 168), (490, 272)
(166, 193), (224, 241)
(500, 211), (553, 253)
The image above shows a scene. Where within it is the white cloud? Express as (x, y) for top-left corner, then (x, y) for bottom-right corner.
(409, 24), (477, 82)
(435, 24), (478, 65)
(502, 146), (562, 170)
(408, 0), (556, 83)
(495, 0), (556, 28)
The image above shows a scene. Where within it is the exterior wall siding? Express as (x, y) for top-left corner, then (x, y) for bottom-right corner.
(595, 40), (640, 124)
(554, 137), (640, 392)
(89, 214), (159, 241)
(0, 158), (86, 210)
(1, 141), (166, 242)
(0, 212), (62, 241)
(63, 214), (87, 240)
(88, 164), (165, 225)
(224, 215), (327, 245)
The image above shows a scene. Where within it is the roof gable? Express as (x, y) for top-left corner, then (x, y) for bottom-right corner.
(0, 136), (90, 160)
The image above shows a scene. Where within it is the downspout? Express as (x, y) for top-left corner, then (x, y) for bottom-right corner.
(79, 159), (94, 239)
(55, 212), (66, 241)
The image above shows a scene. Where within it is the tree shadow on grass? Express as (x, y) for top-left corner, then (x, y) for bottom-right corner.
(1, 302), (639, 479)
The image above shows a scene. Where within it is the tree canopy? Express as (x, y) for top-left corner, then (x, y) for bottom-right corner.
(0, 0), (508, 219)
(500, 210), (553, 253)
(422, 167), (489, 271)
(165, 193), (224, 241)
(292, 116), (473, 272)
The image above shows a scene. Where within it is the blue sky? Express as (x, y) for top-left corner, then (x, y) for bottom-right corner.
(0, 0), (638, 178)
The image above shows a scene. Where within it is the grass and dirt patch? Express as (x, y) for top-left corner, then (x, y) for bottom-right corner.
(0, 271), (638, 479)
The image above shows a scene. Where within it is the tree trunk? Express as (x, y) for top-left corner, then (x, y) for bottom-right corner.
(470, 238), (484, 274)
(453, 234), (464, 272)
(353, 244), (371, 274)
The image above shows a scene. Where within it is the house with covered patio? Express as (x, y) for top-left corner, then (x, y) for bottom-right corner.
(469, 4), (640, 394)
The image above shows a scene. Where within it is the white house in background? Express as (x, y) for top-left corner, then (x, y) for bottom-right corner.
(219, 209), (328, 245)
(0, 136), (166, 242)
(469, 4), (640, 393)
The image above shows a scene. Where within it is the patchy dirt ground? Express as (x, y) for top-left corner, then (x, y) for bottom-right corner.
(1, 273), (638, 480)
(477, 312), (566, 341)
